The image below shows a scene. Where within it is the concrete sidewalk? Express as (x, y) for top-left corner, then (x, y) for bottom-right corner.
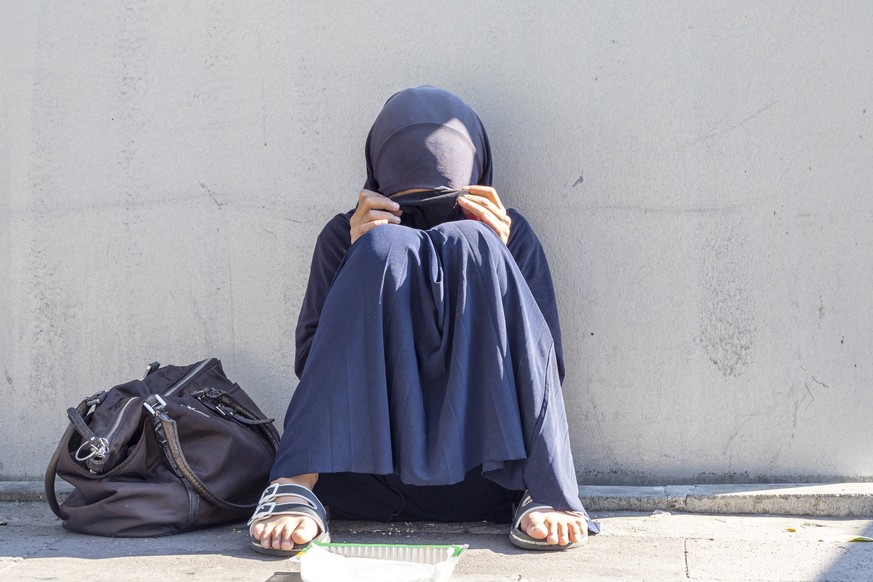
(2, 500), (873, 581)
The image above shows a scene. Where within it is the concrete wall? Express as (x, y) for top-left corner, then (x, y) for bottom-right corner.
(2, 1), (871, 484)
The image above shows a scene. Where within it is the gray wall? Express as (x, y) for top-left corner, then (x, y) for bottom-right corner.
(2, 1), (871, 484)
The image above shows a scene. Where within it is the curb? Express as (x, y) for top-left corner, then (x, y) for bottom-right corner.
(1, 481), (74, 503)
(5, 481), (872, 517)
(580, 483), (873, 517)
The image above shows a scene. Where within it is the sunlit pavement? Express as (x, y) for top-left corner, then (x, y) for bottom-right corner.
(2, 501), (872, 581)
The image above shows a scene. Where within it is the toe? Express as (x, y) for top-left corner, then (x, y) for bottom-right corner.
(546, 520), (560, 545)
(569, 521), (583, 543)
(250, 522), (265, 540)
(291, 518), (318, 545)
(557, 522), (569, 545)
(270, 523), (287, 550)
(259, 522), (276, 548)
(280, 524), (297, 551)
(522, 513), (549, 540)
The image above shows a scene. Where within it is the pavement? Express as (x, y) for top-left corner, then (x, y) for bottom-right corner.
(2, 482), (873, 581)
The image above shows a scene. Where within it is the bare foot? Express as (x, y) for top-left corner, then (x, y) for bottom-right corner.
(250, 474), (321, 552)
(520, 509), (589, 546)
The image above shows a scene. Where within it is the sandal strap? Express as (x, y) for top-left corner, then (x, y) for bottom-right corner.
(248, 483), (329, 534)
(513, 491), (589, 530)
(257, 483), (323, 509)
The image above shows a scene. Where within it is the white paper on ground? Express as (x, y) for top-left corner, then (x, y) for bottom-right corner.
(300, 542), (466, 582)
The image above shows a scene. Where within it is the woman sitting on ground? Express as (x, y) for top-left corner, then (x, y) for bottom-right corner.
(248, 86), (597, 554)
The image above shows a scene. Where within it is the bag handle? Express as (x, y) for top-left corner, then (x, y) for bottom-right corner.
(211, 391), (280, 452)
(144, 396), (257, 511)
(189, 387), (280, 453)
(44, 399), (92, 519)
(44, 422), (75, 519)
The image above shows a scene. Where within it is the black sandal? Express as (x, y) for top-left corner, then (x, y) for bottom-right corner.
(247, 483), (330, 556)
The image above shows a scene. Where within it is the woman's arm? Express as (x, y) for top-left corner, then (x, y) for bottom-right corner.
(294, 213), (353, 378)
(506, 209), (566, 383)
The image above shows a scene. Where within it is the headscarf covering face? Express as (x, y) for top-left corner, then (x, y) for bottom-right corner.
(364, 86), (492, 229)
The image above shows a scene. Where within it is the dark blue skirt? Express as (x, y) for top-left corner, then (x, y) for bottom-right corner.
(272, 220), (585, 515)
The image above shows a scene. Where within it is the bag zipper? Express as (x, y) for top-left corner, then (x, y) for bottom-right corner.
(75, 360), (217, 474)
(191, 387), (278, 452)
(94, 358), (213, 448)
(162, 358), (217, 397)
(102, 397), (141, 444)
(192, 388), (271, 426)
(78, 396), (141, 473)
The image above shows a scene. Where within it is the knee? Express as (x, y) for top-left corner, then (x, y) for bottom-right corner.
(433, 219), (507, 257)
(347, 224), (423, 267)
(436, 219), (492, 238)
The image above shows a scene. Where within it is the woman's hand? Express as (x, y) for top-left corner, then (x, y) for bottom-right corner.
(350, 189), (402, 244)
(458, 185), (512, 245)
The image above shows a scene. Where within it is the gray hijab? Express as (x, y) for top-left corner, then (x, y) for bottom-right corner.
(363, 86), (492, 229)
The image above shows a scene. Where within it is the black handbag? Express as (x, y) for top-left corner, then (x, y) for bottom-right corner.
(44, 358), (280, 537)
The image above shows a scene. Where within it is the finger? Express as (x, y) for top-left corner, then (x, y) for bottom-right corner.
(361, 218), (393, 230)
(476, 208), (505, 234)
(459, 195), (510, 230)
(351, 207), (400, 241)
(363, 209), (401, 224)
(460, 193), (503, 215)
(463, 185), (502, 209)
(458, 197), (493, 226)
(457, 195), (493, 220)
(353, 192), (399, 224)
(458, 197), (504, 229)
(359, 189), (400, 212)
(463, 185), (497, 198)
(351, 219), (393, 243)
(365, 197), (401, 213)
(457, 196), (480, 221)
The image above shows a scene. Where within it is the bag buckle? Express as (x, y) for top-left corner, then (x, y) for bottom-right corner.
(142, 394), (168, 416)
